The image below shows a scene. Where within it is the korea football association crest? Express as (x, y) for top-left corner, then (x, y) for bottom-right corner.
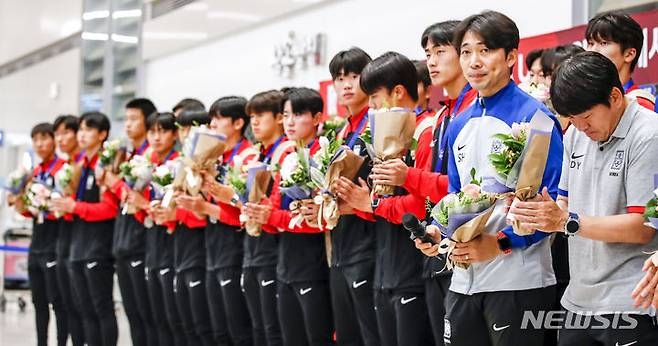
(611, 150), (624, 170)
(490, 138), (503, 154)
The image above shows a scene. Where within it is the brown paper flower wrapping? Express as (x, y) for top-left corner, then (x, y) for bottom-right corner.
(370, 109), (416, 195)
(312, 148), (364, 230)
(507, 110), (554, 236)
(244, 168), (271, 237)
(438, 197), (497, 270)
(173, 133), (227, 197)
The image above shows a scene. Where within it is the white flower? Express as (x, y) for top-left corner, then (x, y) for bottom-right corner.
(511, 122), (530, 139)
(319, 136), (330, 149)
(233, 155), (244, 170)
(154, 165), (171, 179)
(280, 153), (299, 182)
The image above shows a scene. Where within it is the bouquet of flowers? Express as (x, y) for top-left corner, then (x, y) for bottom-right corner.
(279, 143), (315, 201)
(53, 163), (80, 196)
(4, 151), (34, 195)
(367, 107), (416, 196)
(308, 137), (363, 230)
(174, 125), (227, 196)
(24, 181), (52, 224)
(644, 174), (658, 230)
(279, 143), (318, 228)
(222, 153), (250, 202)
(319, 117), (346, 138)
(239, 162), (272, 236)
(98, 139), (128, 174)
(119, 155), (153, 214)
(519, 81), (550, 103)
(485, 109), (554, 235)
(429, 168), (497, 270)
(151, 159), (178, 203)
(4, 168), (31, 195)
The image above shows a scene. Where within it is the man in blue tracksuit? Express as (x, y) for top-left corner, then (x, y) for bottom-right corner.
(415, 11), (564, 346)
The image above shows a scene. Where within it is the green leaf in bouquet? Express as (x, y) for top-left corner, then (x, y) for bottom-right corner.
(227, 166), (247, 196)
(359, 128), (372, 145)
(644, 198), (658, 219)
(469, 167), (482, 185)
(321, 119), (346, 138)
(119, 161), (132, 179)
(409, 138), (418, 152)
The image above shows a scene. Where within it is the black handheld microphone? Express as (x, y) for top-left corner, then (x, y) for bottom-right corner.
(403, 213), (436, 245)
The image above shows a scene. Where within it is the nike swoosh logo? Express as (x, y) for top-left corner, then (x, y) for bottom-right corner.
(457, 144), (466, 151)
(261, 280), (275, 287)
(571, 153), (584, 159)
(130, 260), (143, 268)
(492, 324), (510, 332)
(189, 280), (202, 288)
(352, 280), (367, 289)
(159, 268), (170, 276)
(220, 279), (232, 287)
(616, 341), (638, 346)
(400, 296), (417, 305)
(299, 287), (313, 295)
(46, 261), (57, 268)
(86, 262), (98, 269)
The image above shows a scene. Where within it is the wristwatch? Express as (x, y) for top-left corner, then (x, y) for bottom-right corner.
(497, 231), (512, 255)
(564, 212), (580, 237)
(371, 197), (381, 210)
(229, 194), (240, 207)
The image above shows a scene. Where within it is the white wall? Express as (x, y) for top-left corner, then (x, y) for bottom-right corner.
(144, 0), (574, 110)
(0, 48), (81, 133)
(0, 0), (81, 65)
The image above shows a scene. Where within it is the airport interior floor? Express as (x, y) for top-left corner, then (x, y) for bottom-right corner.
(1, 288), (132, 346)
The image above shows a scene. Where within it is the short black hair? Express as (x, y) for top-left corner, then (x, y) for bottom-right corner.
(413, 60), (431, 89)
(246, 90), (284, 115)
(282, 87), (324, 115)
(550, 51), (623, 116)
(541, 44), (585, 78)
(80, 111), (111, 134)
(329, 47), (372, 80)
(360, 51), (419, 102)
(172, 98), (205, 113)
(147, 112), (177, 132)
(525, 49), (544, 70)
(453, 10), (520, 56)
(209, 96), (250, 135)
(53, 114), (79, 132)
(176, 109), (210, 127)
(421, 20), (461, 48)
(125, 98), (157, 120)
(586, 11), (643, 72)
(31, 122), (54, 139)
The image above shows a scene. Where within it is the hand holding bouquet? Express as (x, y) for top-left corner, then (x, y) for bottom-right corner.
(98, 139), (128, 174)
(309, 137), (363, 230)
(429, 168), (497, 270)
(367, 107), (416, 196)
(279, 143), (316, 228)
(174, 125), (227, 196)
(486, 110), (554, 235)
(239, 162), (271, 236)
(119, 155), (153, 214)
(25, 181), (52, 223)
